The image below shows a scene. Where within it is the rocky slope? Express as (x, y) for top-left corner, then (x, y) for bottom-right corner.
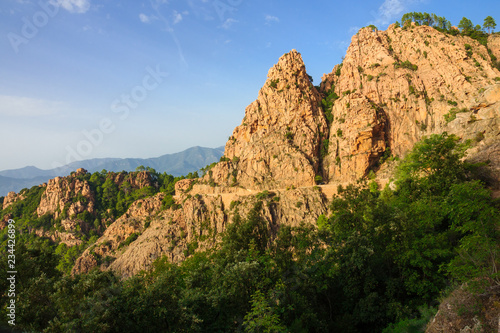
(322, 24), (500, 184)
(0, 168), (158, 248)
(36, 168), (96, 218)
(207, 50), (329, 190)
(73, 179), (328, 277)
(72, 25), (499, 276)
(3, 24), (500, 278)
(426, 284), (500, 332)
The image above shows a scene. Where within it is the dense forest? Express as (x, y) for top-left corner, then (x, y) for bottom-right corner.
(0, 133), (499, 332)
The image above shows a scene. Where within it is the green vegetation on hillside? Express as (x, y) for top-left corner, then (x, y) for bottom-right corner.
(1, 133), (498, 332)
(0, 168), (197, 277)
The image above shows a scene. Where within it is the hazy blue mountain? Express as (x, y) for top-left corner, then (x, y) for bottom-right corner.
(0, 175), (49, 196)
(0, 146), (224, 196)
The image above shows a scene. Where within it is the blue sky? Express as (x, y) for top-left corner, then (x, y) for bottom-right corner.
(1, 0), (499, 171)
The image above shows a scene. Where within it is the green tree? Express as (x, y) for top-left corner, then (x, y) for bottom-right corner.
(222, 201), (269, 255)
(483, 16), (496, 33)
(396, 133), (469, 196)
(446, 181), (500, 289)
(458, 17), (474, 33)
(243, 290), (286, 333)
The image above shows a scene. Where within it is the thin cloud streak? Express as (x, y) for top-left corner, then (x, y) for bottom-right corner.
(50, 0), (91, 14)
(370, 0), (423, 27)
(0, 95), (66, 117)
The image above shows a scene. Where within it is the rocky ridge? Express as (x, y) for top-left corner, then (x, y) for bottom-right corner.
(322, 24), (500, 183)
(37, 168), (96, 218)
(73, 25), (500, 275)
(207, 50), (329, 190)
(4, 24), (500, 277)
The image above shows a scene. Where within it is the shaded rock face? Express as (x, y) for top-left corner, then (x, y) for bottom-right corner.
(326, 94), (388, 180)
(426, 285), (500, 333)
(111, 170), (153, 190)
(321, 25), (500, 183)
(72, 193), (165, 275)
(74, 187), (328, 278)
(209, 50), (328, 190)
(34, 228), (84, 247)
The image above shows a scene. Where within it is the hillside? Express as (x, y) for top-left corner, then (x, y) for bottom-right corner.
(81, 23), (500, 277)
(1, 19), (500, 332)
(0, 146), (224, 196)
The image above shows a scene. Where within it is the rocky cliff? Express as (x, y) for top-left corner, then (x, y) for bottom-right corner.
(4, 24), (500, 278)
(37, 168), (96, 218)
(73, 182), (328, 277)
(70, 24), (500, 276)
(321, 24), (500, 185)
(207, 50), (329, 190)
(205, 24), (500, 190)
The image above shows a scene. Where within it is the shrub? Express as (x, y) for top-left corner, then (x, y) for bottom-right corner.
(335, 63), (343, 76)
(394, 60), (418, 71)
(269, 79), (279, 88)
(119, 233), (139, 248)
(256, 191), (271, 200)
(321, 139), (329, 159)
(444, 107), (468, 123)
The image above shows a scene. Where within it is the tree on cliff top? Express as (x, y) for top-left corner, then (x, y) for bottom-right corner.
(483, 16), (496, 34)
(458, 17), (474, 33)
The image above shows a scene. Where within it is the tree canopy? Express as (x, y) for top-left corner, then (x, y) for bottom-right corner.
(458, 17), (474, 32)
(483, 16), (497, 33)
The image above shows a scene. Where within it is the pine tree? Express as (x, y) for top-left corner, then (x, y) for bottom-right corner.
(483, 16), (496, 34)
(458, 17), (474, 33)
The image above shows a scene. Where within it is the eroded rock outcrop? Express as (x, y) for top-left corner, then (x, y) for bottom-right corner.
(104, 187), (327, 277)
(37, 168), (95, 218)
(426, 284), (500, 333)
(3, 191), (26, 210)
(72, 192), (165, 275)
(208, 50), (328, 190)
(322, 25), (500, 183)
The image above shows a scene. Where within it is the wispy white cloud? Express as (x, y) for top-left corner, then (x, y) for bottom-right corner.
(370, 0), (422, 27)
(50, 0), (91, 14)
(0, 95), (66, 117)
(265, 15), (279, 24)
(221, 18), (237, 29)
(172, 10), (183, 25)
(139, 13), (151, 23)
(151, 0), (188, 67)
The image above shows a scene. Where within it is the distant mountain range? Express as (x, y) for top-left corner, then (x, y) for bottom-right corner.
(0, 146), (224, 196)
